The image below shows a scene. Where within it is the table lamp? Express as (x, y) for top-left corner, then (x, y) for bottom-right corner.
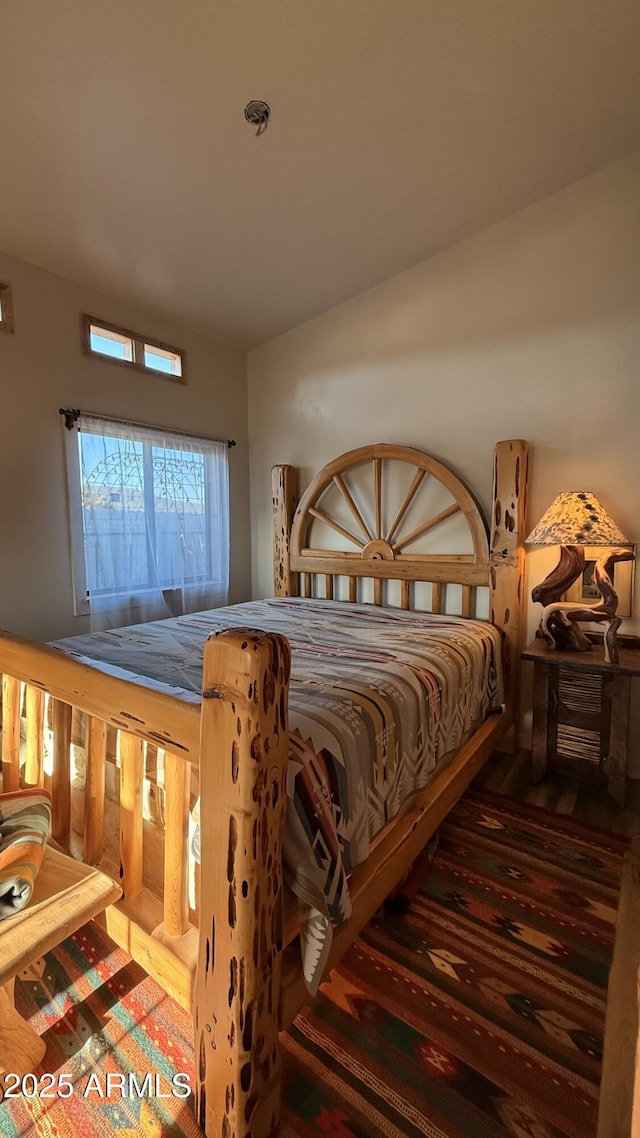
(526, 490), (633, 664)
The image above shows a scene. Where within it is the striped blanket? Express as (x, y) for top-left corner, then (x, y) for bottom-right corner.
(0, 788), (52, 918)
(55, 599), (504, 988)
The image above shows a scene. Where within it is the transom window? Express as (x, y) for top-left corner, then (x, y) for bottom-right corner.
(81, 315), (185, 382)
(0, 283), (14, 333)
(64, 414), (229, 628)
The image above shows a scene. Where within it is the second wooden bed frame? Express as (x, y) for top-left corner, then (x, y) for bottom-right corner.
(0, 439), (528, 1137)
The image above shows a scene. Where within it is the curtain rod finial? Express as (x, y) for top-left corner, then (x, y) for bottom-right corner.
(59, 407), (81, 431)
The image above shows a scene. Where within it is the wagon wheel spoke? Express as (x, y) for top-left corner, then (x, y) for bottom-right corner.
(332, 474), (373, 542)
(386, 467), (426, 544)
(373, 458), (382, 539)
(308, 506), (365, 549)
(393, 503), (462, 552)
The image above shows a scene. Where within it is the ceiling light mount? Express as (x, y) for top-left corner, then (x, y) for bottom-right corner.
(244, 100), (270, 137)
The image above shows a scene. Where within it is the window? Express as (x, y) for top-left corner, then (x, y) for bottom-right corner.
(89, 324), (133, 363)
(81, 315), (185, 382)
(0, 283), (14, 333)
(65, 414), (229, 629)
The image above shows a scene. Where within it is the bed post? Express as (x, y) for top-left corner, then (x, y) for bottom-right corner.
(272, 464), (298, 596)
(195, 628), (291, 1138)
(489, 440), (529, 747)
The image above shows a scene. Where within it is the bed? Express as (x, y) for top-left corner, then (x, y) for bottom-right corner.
(0, 439), (528, 1138)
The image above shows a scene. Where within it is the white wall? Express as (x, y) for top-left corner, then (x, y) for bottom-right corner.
(248, 151), (640, 751)
(0, 250), (250, 641)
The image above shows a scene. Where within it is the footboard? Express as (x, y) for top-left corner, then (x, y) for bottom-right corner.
(0, 626), (292, 1138)
(0, 631), (203, 1006)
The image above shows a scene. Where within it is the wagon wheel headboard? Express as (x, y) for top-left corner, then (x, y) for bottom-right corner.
(272, 439), (528, 716)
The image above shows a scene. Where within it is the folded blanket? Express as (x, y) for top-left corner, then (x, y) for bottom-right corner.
(0, 788), (52, 919)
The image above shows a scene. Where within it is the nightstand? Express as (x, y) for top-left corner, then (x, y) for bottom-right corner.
(522, 638), (640, 808)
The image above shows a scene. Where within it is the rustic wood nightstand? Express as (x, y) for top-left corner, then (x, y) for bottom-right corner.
(522, 638), (640, 808)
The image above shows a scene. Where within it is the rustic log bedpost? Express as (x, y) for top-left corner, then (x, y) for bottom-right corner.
(195, 629), (291, 1138)
(272, 464), (298, 596)
(489, 439), (529, 745)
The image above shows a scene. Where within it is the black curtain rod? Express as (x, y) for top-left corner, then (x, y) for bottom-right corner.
(59, 408), (236, 449)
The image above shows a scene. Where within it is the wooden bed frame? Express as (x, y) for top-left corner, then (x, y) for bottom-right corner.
(0, 439), (528, 1137)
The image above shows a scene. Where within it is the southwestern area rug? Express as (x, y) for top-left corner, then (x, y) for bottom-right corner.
(1, 790), (628, 1138)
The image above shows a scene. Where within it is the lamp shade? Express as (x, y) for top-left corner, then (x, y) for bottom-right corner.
(526, 491), (630, 547)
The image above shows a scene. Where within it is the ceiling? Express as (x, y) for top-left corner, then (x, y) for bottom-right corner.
(1, 1), (639, 348)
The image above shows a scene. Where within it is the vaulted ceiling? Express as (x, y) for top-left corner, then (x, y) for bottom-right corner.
(1, 1), (639, 347)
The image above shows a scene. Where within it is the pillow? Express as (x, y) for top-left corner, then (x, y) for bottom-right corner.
(0, 788), (52, 919)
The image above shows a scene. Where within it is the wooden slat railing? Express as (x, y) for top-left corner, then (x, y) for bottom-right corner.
(164, 751), (191, 937)
(461, 584), (473, 618)
(0, 631), (201, 761)
(1, 675), (21, 792)
(84, 716), (107, 865)
(2, 644), (199, 956)
(119, 732), (144, 902)
(291, 569), (485, 620)
(52, 699), (72, 840)
(24, 686), (44, 787)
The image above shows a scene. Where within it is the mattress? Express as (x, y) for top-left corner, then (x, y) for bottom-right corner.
(54, 598), (504, 989)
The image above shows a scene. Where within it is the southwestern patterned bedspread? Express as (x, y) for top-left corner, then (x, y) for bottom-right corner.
(55, 599), (504, 988)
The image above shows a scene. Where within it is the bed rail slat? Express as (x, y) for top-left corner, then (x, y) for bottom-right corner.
(348, 576), (357, 603)
(373, 578), (383, 606)
(84, 717), (107, 865)
(401, 580), (410, 609)
(119, 731), (144, 901)
(1, 675), (21, 792)
(51, 699), (72, 840)
(164, 752), (190, 938)
(431, 581), (443, 614)
(324, 574), (334, 600)
(24, 686), (44, 788)
(461, 585), (473, 618)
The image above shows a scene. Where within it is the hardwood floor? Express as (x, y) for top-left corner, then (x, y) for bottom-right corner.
(475, 749), (640, 837)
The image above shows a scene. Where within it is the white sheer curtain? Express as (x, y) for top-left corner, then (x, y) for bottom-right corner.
(73, 415), (229, 631)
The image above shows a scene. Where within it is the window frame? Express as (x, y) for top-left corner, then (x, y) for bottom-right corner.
(0, 283), (14, 334)
(64, 421), (227, 617)
(81, 314), (186, 383)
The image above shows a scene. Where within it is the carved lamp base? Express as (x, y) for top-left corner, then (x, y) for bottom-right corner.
(532, 545), (590, 652)
(532, 546), (634, 666)
(531, 544), (585, 608)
